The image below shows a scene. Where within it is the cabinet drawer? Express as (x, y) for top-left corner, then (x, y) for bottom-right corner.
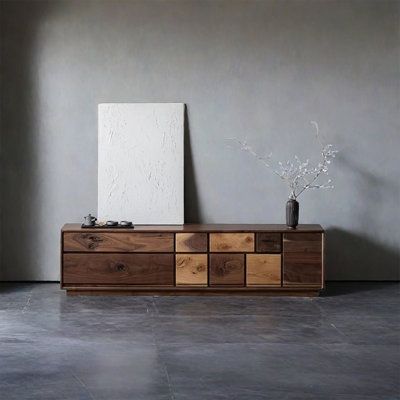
(63, 232), (174, 252)
(256, 233), (281, 253)
(176, 254), (208, 286)
(210, 233), (254, 252)
(63, 253), (174, 285)
(247, 254), (281, 286)
(209, 254), (245, 286)
(283, 233), (322, 287)
(176, 233), (208, 252)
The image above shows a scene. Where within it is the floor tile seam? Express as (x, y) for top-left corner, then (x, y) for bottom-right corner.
(149, 314), (323, 319)
(20, 291), (33, 314)
(161, 362), (176, 400)
(150, 299), (177, 400)
(234, 386), (400, 396)
(170, 383), (398, 397)
(324, 315), (400, 339)
(310, 302), (355, 342)
(321, 344), (400, 372)
(315, 299), (399, 308)
(71, 372), (97, 400)
(8, 311), (154, 318)
(356, 345), (400, 369)
(152, 340), (335, 346)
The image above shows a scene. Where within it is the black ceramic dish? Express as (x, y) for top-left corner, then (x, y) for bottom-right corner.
(120, 221), (133, 227)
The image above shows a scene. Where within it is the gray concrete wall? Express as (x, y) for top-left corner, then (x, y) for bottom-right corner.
(1, 0), (399, 281)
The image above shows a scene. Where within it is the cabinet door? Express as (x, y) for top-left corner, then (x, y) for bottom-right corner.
(176, 254), (208, 286)
(209, 254), (245, 286)
(283, 233), (322, 287)
(246, 254), (281, 286)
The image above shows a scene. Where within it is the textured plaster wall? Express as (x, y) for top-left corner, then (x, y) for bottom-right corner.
(0, 0), (399, 280)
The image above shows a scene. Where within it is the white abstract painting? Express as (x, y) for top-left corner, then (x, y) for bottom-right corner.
(98, 103), (184, 224)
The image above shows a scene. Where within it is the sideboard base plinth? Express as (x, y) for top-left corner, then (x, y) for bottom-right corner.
(65, 287), (322, 297)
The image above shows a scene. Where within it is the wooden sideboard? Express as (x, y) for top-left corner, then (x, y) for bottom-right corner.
(61, 224), (325, 296)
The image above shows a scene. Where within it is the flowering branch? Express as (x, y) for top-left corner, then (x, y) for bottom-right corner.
(227, 121), (338, 200)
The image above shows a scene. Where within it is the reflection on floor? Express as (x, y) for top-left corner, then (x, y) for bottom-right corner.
(0, 282), (399, 400)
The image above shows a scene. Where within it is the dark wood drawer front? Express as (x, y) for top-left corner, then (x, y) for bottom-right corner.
(209, 254), (245, 286)
(176, 233), (208, 252)
(283, 233), (322, 286)
(256, 233), (281, 253)
(63, 254), (174, 285)
(63, 232), (174, 252)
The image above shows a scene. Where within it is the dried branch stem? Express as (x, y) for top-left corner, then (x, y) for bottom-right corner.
(227, 121), (337, 200)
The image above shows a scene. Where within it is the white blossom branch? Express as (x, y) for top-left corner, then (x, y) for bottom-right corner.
(226, 121), (338, 200)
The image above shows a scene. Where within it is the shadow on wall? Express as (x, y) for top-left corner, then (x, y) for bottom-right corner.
(326, 228), (399, 281)
(337, 153), (400, 227)
(326, 153), (400, 281)
(184, 105), (202, 223)
(0, 2), (58, 279)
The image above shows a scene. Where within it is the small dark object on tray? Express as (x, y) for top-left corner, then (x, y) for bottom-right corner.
(106, 220), (118, 227)
(120, 220), (133, 227)
(81, 221), (134, 229)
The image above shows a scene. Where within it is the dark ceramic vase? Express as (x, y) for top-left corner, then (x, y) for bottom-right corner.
(286, 199), (299, 229)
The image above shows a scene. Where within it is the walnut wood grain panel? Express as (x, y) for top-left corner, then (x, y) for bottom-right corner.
(209, 254), (245, 286)
(63, 254), (174, 285)
(256, 233), (281, 253)
(209, 233), (254, 252)
(283, 233), (322, 287)
(176, 233), (208, 253)
(63, 223), (324, 233)
(63, 232), (174, 252)
(246, 254), (281, 286)
(176, 254), (208, 286)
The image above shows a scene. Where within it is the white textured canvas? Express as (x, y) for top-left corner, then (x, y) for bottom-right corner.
(98, 103), (184, 224)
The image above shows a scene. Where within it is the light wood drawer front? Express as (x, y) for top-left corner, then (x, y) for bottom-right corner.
(63, 232), (174, 253)
(176, 254), (208, 286)
(283, 233), (322, 287)
(63, 254), (174, 285)
(210, 233), (254, 252)
(176, 233), (208, 253)
(256, 233), (281, 253)
(209, 254), (245, 286)
(247, 254), (281, 286)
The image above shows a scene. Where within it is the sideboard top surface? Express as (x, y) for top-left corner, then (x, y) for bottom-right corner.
(62, 223), (324, 233)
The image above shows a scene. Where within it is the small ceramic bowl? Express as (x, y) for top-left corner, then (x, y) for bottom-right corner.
(106, 220), (118, 227)
(120, 221), (133, 227)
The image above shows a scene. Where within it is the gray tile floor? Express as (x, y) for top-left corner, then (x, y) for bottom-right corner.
(0, 283), (399, 400)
